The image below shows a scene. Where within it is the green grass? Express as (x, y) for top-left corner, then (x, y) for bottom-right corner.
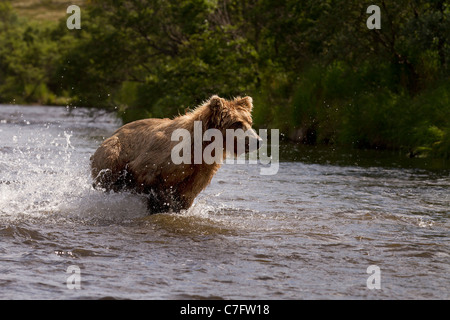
(12, 0), (85, 22)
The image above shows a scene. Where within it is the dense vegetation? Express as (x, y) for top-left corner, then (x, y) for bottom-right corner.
(1, 0), (449, 158)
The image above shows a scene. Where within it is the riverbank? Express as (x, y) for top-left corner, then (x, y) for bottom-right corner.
(2, 103), (449, 171)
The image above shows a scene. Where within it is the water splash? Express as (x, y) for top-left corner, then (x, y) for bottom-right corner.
(0, 106), (149, 223)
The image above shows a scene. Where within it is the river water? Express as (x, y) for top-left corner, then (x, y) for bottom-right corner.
(0, 104), (449, 300)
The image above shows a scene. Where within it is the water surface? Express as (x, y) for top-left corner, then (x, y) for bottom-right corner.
(0, 105), (449, 299)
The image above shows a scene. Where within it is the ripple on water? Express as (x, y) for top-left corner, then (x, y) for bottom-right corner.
(0, 105), (449, 300)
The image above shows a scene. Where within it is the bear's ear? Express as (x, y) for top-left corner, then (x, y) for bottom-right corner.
(209, 95), (224, 110)
(241, 96), (253, 111)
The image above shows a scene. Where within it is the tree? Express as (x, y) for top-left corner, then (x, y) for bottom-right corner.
(0, 3), (60, 104)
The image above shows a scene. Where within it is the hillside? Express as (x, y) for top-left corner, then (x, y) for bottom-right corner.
(12, 0), (85, 22)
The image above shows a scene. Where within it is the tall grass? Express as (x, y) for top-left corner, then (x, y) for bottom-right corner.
(252, 61), (450, 158)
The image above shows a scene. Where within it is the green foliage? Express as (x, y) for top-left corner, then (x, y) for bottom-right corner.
(1, 0), (449, 159)
(0, 3), (64, 105)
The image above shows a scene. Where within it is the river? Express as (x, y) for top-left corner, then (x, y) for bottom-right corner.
(0, 104), (449, 299)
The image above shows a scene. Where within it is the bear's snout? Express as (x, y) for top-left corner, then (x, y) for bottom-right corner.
(246, 129), (263, 153)
(231, 128), (262, 156)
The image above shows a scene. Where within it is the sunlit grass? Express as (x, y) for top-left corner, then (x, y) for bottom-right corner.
(12, 0), (85, 22)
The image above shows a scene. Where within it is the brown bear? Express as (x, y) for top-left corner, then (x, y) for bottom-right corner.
(90, 95), (261, 213)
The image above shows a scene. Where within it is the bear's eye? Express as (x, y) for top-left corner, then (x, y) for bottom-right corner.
(230, 121), (244, 130)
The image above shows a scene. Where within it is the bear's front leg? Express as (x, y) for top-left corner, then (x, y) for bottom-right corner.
(145, 188), (187, 214)
(146, 192), (171, 214)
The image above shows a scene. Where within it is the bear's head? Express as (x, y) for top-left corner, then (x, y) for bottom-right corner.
(207, 95), (262, 157)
